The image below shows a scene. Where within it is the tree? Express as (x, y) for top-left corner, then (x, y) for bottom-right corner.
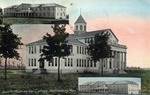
(0, 24), (23, 80)
(87, 32), (111, 77)
(40, 24), (70, 82)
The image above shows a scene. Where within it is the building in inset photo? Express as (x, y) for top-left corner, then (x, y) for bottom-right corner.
(78, 77), (141, 95)
(25, 14), (127, 74)
(4, 3), (67, 19)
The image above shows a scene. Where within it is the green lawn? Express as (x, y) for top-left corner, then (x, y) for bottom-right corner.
(0, 70), (149, 95)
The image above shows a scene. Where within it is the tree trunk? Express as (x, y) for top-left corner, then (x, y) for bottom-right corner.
(4, 57), (7, 80)
(57, 57), (61, 82)
(101, 59), (104, 77)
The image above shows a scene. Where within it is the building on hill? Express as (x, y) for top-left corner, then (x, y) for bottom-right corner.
(79, 81), (140, 94)
(4, 3), (67, 19)
(25, 15), (127, 74)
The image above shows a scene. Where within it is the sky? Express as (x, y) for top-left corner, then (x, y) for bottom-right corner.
(0, 0), (150, 68)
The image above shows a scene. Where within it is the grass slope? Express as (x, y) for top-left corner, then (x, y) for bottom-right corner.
(0, 70), (149, 95)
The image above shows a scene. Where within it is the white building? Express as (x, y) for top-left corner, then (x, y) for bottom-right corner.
(79, 81), (109, 93)
(4, 3), (67, 19)
(107, 81), (140, 94)
(79, 81), (140, 94)
(26, 15), (127, 74)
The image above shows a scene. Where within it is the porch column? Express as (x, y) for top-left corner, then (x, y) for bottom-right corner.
(121, 52), (124, 70)
(124, 52), (127, 70)
(111, 50), (114, 70)
(118, 51), (122, 70)
(114, 51), (117, 70)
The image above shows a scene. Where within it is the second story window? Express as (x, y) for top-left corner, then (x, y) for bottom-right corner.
(34, 46), (36, 54)
(77, 46), (79, 54)
(29, 47), (31, 54)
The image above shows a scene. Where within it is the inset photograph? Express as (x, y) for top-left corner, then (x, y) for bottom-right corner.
(1, 3), (69, 24)
(78, 77), (141, 95)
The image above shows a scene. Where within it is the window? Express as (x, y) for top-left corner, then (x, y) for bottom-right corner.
(52, 58), (54, 66)
(28, 59), (30, 66)
(82, 47), (84, 54)
(65, 58), (67, 66)
(79, 59), (81, 67)
(34, 46), (36, 54)
(77, 59), (78, 67)
(29, 47), (31, 54)
(80, 25), (83, 30)
(68, 58), (70, 66)
(77, 46), (79, 54)
(82, 59), (84, 67)
(94, 62), (96, 67)
(80, 47), (82, 54)
(76, 25), (78, 30)
(31, 46), (33, 54)
(55, 58), (57, 66)
(90, 60), (93, 67)
(71, 58), (73, 67)
(39, 45), (42, 53)
(31, 59), (33, 66)
(84, 25), (86, 31)
(34, 59), (36, 66)
(85, 38), (87, 43)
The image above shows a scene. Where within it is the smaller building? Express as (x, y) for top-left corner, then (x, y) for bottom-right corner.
(4, 3), (67, 19)
(79, 81), (109, 93)
(79, 81), (140, 94)
(107, 81), (140, 94)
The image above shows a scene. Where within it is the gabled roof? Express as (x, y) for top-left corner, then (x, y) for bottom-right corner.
(26, 35), (86, 46)
(31, 3), (66, 8)
(5, 3), (66, 9)
(26, 39), (46, 46)
(74, 29), (119, 41)
(75, 15), (86, 24)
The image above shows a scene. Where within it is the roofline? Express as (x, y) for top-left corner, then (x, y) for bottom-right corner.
(87, 29), (119, 41)
(4, 3), (66, 9)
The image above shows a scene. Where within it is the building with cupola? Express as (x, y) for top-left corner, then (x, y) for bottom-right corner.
(25, 15), (127, 74)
